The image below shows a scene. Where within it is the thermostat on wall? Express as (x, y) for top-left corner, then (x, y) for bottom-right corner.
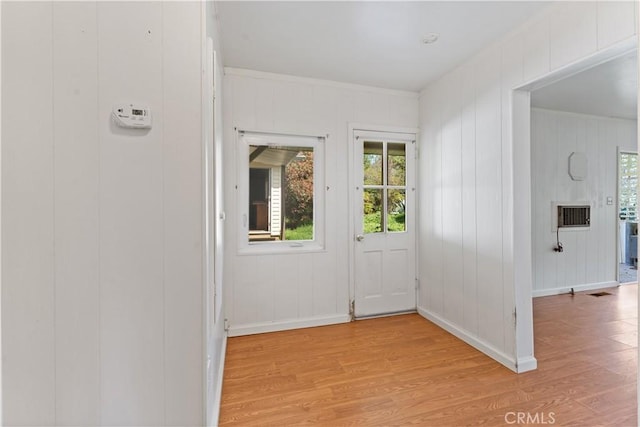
(112, 104), (152, 129)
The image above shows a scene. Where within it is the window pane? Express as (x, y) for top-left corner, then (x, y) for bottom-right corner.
(387, 189), (406, 232)
(248, 145), (314, 242)
(363, 189), (383, 233)
(619, 153), (638, 221)
(388, 143), (406, 186)
(363, 141), (383, 185)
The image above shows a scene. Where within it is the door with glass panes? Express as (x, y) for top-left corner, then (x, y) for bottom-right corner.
(353, 130), (416, 317)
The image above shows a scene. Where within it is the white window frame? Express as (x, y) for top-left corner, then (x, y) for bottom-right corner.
(237, 130), (326, 255)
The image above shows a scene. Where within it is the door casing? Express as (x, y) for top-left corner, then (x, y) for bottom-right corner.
(347, 124), (420, 318)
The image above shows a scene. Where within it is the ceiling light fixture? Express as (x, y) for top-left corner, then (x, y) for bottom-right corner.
(422, 33), (439, 44)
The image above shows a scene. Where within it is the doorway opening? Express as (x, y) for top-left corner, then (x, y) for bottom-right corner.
(349, 127), (417, 319)
(512, 39), (637, 372)
(618, 151), (638, 283)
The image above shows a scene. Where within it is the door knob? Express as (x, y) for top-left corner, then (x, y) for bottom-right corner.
(356, 234), (364, 242)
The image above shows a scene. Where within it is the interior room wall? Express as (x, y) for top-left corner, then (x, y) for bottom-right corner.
(223, 70), (418, 335)
(531, 108), (637, 296)
(1, 2), (215, 425)
(418, 1), (637, 372)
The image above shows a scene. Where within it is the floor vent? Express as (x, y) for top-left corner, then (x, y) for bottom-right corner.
(589, 291), (612, 297)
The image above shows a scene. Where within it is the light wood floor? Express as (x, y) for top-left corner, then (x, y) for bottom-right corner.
(220, 285), (638, 426)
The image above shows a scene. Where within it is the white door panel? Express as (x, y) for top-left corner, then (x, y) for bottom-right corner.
(353, 131), (416, 317)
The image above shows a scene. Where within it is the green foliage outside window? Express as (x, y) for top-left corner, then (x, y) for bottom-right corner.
(619, 153), (638, 221)
(284, 152), (314, 240)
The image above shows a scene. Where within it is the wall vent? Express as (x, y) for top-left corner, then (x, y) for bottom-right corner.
(558, 205), (590, 228)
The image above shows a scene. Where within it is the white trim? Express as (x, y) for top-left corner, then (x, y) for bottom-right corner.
(347, 123), (419, 317)
(417, 307), (521, 373)
(515, 36), (637, 92)
(224, 67), (419, 99)
(238, 127), (329, 140)
(532, 281), (619, 298)
(350, 123), (419, 136)
(512, 37), (638, 381)
(209, 334), (227, 427)
(227, 314), (350, 337)
(200, 6), (210, 426)
(0, 0), (4, 422)
(353, 130), (417, 142)
(237, 130), (326, 254)
(516, 356), (538, 373)
(512, 89), (535, 370)
(531, 107), (638, 123)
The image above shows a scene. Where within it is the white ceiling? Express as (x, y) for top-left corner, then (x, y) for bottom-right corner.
(531, 50), (638, 120)
(216, 1), (550, 92)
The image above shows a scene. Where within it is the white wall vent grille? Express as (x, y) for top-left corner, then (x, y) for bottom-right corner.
(558, 205), (590, 228)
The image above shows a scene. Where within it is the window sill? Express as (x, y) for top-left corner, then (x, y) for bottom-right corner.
(237, 242), (326, 256)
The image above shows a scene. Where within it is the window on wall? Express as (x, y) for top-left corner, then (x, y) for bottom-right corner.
(362, 141), (407, 233)
(619, 152), (638, 221)
(238, 131), (325, 252)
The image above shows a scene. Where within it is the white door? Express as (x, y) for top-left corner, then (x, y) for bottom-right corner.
(353, 130), (416, 317)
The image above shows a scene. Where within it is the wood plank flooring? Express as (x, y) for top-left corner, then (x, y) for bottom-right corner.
(220, 285), (637, 426)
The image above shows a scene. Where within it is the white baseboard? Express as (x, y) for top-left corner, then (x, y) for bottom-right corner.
(206, 332), (227, 427)
(532, 281), (618, 298)
(417, 307), (520, 373)
(228, 314), (351, 337)
(516, 356), (538, 373)
(209, 333), (227, 427)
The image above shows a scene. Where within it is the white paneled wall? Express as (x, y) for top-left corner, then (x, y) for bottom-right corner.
(532, 109), (637, 296)
(205, 2), (227, 426)
(223, 70), (418, 335)
(2, 2), (219, 425)
(418, 1), (636, 372)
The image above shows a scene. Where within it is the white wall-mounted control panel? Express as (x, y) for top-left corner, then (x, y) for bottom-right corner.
(112, 104), (152, 129)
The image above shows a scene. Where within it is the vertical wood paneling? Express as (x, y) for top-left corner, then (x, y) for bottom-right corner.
(2, 3), (56, 425)
(4, 3), (209, 425)
(234, 255), (274, 325)
(272, 80), (300, 132)
(233, 77), (258, 131)
(441, 79), (463, 326)
(333, 91), (355, 314)
(556, 117), (574, 287)
(474, 47), (504, 350)
(549, 2), (598, 70)
(52, 3), (100, 425)
(597, 1), (636, 49)
(574, 118), (588, 288)
(312, 253), (337, 315)
(531, 109), (636, 294)
(418, 89), (437, 312)
(500, 34), (523, 355)
(162, 2), (203, 425)
(428, 85), (444, 316)
(0, 4), (3, 421)
(222, 82), (238, 326)
(584, 119), (600, 282)
(224, 72), (418, 332)
(97, 3), (165, 424)
(254, 80), (275, 132)
(460, 76), (478, 334)
(419, 0), (635, 371)
(541, 114), (559, 289)
(297, 254), (314, 317)
(273, 256), (300, 321)
(522, 14), (550, 83)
